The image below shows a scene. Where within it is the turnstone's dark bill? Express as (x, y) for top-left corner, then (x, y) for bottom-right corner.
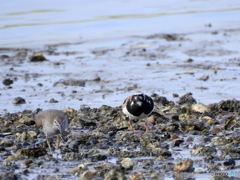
(122, 92), (154, 134)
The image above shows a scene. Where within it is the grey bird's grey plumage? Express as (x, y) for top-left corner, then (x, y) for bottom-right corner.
(35, 109), (69, 154)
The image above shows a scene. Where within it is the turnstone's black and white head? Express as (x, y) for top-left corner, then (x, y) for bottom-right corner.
(122, 92), (154, 134)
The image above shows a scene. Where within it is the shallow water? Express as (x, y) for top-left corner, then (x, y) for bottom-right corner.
(1, 0), (240, 47)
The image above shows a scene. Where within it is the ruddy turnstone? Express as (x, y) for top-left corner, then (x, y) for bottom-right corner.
(122, 92), (154, 134)
(35, 109), (69, 154)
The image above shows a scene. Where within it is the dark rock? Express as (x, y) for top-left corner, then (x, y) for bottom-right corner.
(62, 152), (82, 161)
(2, 78), (13, 86)
(173, 159), (194, 173)
(210, 99), (240, 112)
(29, 53), (47, 62)
(223, 159), (235, 166)
(20, 147), (47, 158)
(177, 92), (197, 105)
(100, 165), (127, 180)
(171, 139), (184, 147)
(91, 154), (107, 161)
(2, 172), (18, 180)
(49, 98), (59, 103)
(53, 78), (85, 87)
(191, 145), (216, 155)
(151, 94), (169, 105)
(12, 97), (26, 104)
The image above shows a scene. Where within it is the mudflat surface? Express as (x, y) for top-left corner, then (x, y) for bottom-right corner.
(1, 28), (240, 114)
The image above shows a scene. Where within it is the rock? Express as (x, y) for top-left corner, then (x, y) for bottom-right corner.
(3, 160), (18, 168)
(7, 153), (23, 160)
(16, 131), (37, 142)
(121, 158), (134, 170)
(173, 159), (194, 172)
(191, 145), (216, 155)
(151, 94), (169, 105)
(2, 172), (18, 180)
(49, 98), (59, 103)
(2, 78), (13, 86)
(210, 99), (240, 112)
(177, 92), (196, 105)
(104, 166), (127, 180)
(171, 139), (184, 148)
(211, 137), (229, 146)
(20, 147), (47, 158)
(183, 58), (194, 63)
(29, 53), (47, 62)
(197, 75), (209, 81)
(170, 134), (179, 141)
(0, 139), (14, 147)
(223, 159), (235, 166)
(191, 103), (210, 113)
(100, 165), (126, 180)
(180, 119), (207, 132)
(129, 172), (145, 180)
(62, 152), (82, 161)
(79, 170), (98, 180)
(70, 164), (88, 174)
(12, 97), (26, 104)
(53, 78), (86, 87)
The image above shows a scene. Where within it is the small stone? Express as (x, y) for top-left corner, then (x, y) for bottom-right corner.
(172, 93), (179, 97)
(173, 159), (194, 173)
(70, 164), (88, 173)
(49, 98), (59, 103)
(183, 58), (194, 63)
(2, 78), (13, 86)
(29, 53), (47, 62)
(191, 103), (210, 113)
(62, 152), (82, 161)
(24, 159), (33, 168)
(129, 172), (145, 180)
(191, 145), (216, 155)
(150, 174), (159, 179)
(22, 169), (30, 175)
(16, 131), (37, 142)
(102, 165), (127, 180)
(211, 137), (229, 146)
(0, 139), (14, 147)
(79, 170), (98, 180)
(170, 134), (178, 141)
(171, 139), (184, 147)
(223, 159), (235, 166)
(197, 75), (209, 81)
(121, 158), (134, 170)
(12, 97), (26, 104)
(53, 79), (85, 87)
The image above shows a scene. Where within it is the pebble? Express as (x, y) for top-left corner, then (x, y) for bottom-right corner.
(2, 78), (13, 86)
(12, 97), (26, 104)
(173, 159), (194, 172)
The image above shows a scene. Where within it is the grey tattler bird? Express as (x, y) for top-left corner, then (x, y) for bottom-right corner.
(35, 109), (69, 154)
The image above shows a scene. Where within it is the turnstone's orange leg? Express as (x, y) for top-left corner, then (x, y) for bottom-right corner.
(144, 122), (149, 134)
(128, 121), (135, 133)
(128, 121), (142, 135)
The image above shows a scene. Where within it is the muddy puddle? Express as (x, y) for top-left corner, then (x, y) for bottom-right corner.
(1, 0), (240, 179)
